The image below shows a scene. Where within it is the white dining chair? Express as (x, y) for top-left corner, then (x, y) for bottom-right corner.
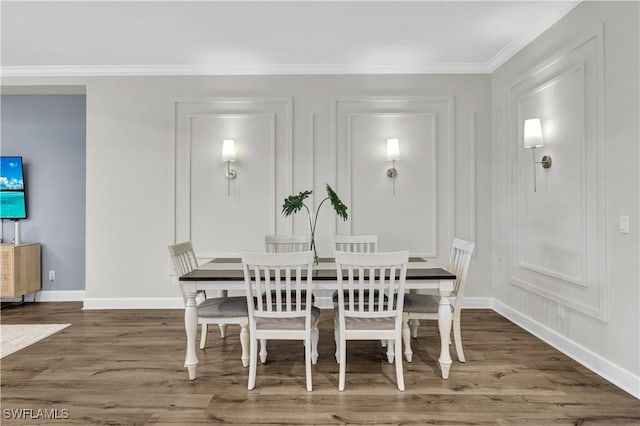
(265, 234), (311, 253)
(261, 234), (313, 363)
(168, 242), (250, 367)
(241, 250), (319, 392)
(402, 238), (475, 363)
(334, 250), (409, 391)
(332, 235), (387, 349)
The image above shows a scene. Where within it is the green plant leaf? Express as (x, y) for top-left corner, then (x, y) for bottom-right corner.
(326, 184), (348, 221)
(282, 190), (312, 217)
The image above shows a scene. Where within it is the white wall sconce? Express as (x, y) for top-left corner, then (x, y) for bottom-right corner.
(523, 119), (552, 192)
(222, 139), (236, 196)
(386, 138), (400, 195)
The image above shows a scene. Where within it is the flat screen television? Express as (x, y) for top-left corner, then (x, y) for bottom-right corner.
(0, 156), (27, 220)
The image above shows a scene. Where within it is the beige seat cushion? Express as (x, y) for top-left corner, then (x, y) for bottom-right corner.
(343, 316), (396, 330)
(254, 306), (321, 330)
(197, 296), (248, 318)
(333, 305), (397, 330)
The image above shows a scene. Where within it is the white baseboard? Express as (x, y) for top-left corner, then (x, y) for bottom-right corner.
(83, 298), (184, 310)
(36, 290), (86, 302)
(493, 298), (640, 400)
(461, 297), (493, 309)
(2, 290), (86, 303)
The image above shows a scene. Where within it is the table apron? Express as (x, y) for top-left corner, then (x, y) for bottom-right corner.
(180, 279), (455, 293)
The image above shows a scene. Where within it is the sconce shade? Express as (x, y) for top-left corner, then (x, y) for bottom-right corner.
(222, 139), (236, 162)
(523, 119), (544, 148)
(386, 138), (400, 161)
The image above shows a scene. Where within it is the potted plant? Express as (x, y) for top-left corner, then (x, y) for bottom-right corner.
(282, 184), (348, 264)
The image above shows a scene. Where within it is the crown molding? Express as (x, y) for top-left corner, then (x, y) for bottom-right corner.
(486, 1), (582, 73)
(0, 62), (494, 78)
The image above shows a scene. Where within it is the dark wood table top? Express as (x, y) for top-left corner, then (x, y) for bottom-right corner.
(179, 257), (456, 282)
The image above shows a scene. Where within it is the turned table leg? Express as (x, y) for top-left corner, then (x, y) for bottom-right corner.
(437, 285), (453, 379)
(183, 286), (199, 380)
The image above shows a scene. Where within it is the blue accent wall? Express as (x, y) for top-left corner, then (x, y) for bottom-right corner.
(1, 95), (86, 292)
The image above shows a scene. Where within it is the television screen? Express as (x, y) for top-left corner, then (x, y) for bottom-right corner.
(0, 157), (25, 190)
(0, 156), (27, 220)
(0, 191), (27, 219)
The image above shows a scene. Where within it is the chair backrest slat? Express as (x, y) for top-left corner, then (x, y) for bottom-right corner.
(272, 268), (282, 312)
(388, 265), (397, 312)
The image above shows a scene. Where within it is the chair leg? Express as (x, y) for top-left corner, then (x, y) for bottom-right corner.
(386, 340), (394, 363)
(240, 324), (249, 367)
(338, 336), (347, 391)
(334, 319), (340, 364)
(311, 321), (319, 365)
(259, 339), (268, 364)
(394, 337), (405, 391)
(305, 336), (312, 392)
(453, 309), (465, 362)
(402, 318), (413, 362)
(248, 335), (257, 390)
(199, 324), (208, 350)
(218, 324), (227, 338)
(409, 319), (420, 338)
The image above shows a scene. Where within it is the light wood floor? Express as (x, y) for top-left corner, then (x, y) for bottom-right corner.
(1, 302), (638, 425)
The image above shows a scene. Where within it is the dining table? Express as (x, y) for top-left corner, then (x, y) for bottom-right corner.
(178, 256), (457, 380)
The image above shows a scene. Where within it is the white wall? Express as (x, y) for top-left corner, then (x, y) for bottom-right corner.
(491, 1), (639, 396)
(2, 74), (492, 304)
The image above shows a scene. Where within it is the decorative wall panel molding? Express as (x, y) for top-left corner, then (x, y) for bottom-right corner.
(517, 66), (588, 286)
(171, 97), (293, 257)
(308, 113), (316, 222)
(330, 96), (454, 260)
(507, 26), (607, 320)
(469, 113), (477, 256)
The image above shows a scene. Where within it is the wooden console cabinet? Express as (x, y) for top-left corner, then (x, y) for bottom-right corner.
(1, 243), (41, 298)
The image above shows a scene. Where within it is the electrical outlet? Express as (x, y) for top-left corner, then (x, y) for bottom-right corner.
(48, 270), (55, 281)
(619, 216), (630, 234)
